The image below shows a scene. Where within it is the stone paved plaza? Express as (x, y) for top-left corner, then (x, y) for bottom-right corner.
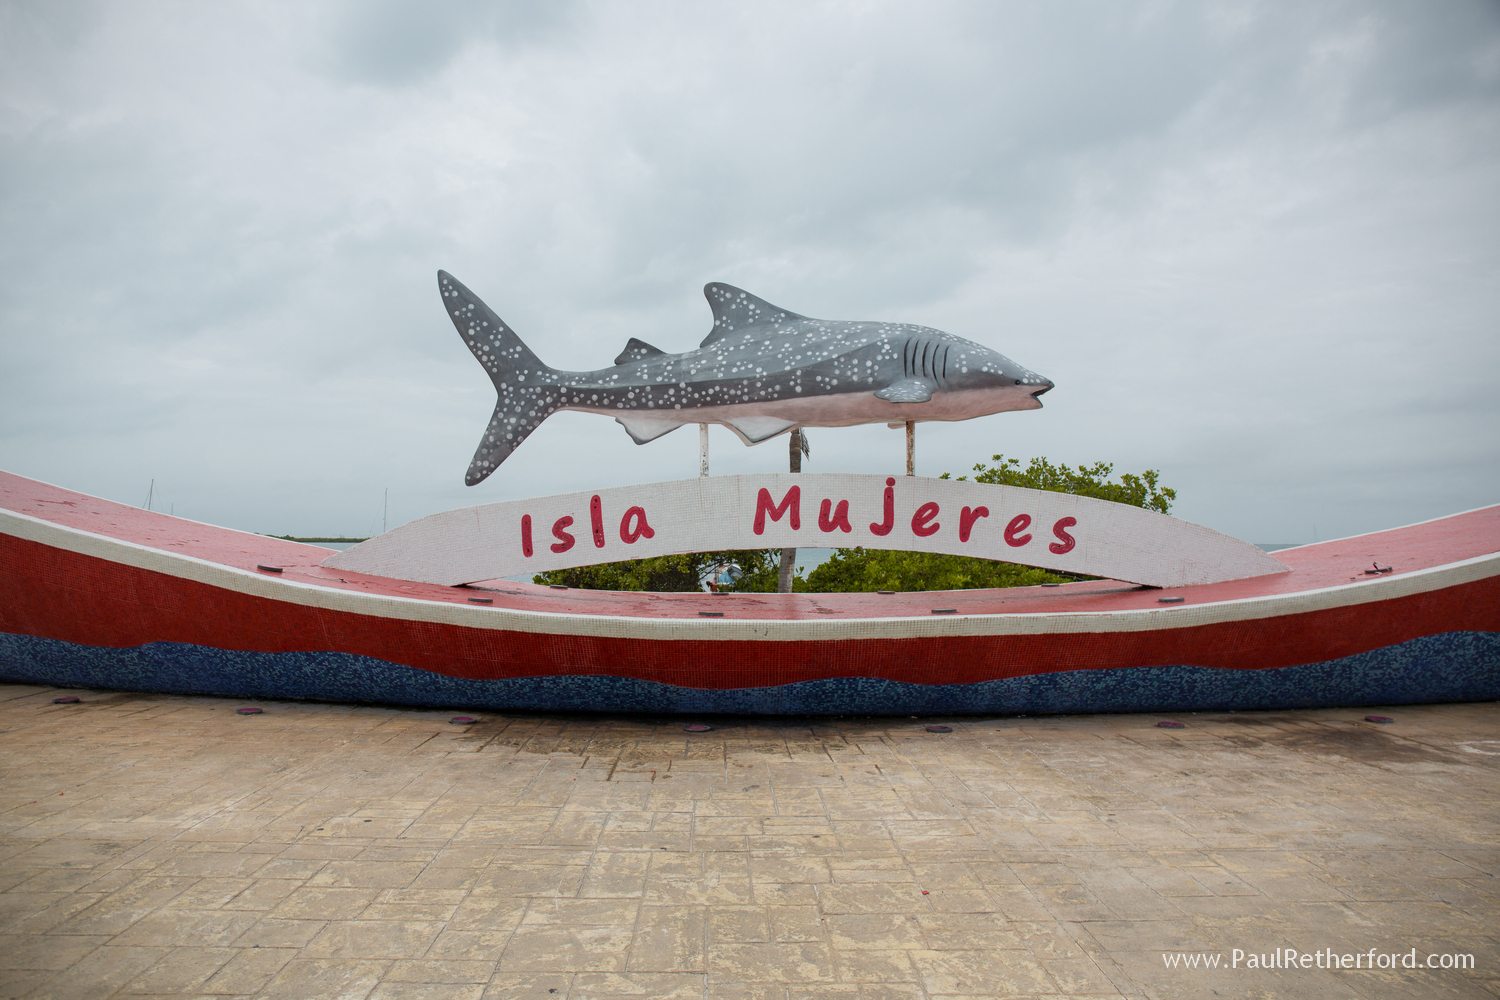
(0, 684), (1495, 999)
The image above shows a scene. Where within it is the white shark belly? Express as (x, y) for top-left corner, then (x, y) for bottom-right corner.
(572, 387), (1042, 446)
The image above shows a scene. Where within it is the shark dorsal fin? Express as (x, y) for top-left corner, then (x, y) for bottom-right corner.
(701, 283), (806, 346)
(614, 337), (667, 366)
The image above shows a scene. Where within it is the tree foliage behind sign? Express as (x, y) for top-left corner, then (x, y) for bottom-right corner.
(961, 454), (1175, 513)
(801, 549), (1068, 592)
(533, 454), (1176, 593)
(532, 549), (782, 593)
(800, 454), (1177, 593)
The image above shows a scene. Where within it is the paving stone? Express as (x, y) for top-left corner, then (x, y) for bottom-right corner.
(384, 958), (497, 983)
(268, 885), (379, 920)
(447, 895), (527, 933)
(709, 906), (772, 944)
(222, 877), (303, 910)
(908, 948), (1055, 994)
(369, 983), (486, 1000)
(307, 860), (428, 890)
(523, 898), (641, 927)
(255, 857), (330, 880)
(233, 916), (328, 948)
(118, 944), (237, 993)
(362, 889), (469, 922)
(628, 905), (706, 972)
(817, 884), (926, 914)
(571, 972), (706, 998)
(831, 947), (917, 983)
(107, 907), (261, 948)
(709, 942), (836, 983)
(12, 943), (168, 999)
(481, 972), (573, 998)
(499, 922), (635, 973)
(47, 876), (198, 935)
(301, 919), (446, 960)
(199, 946), (299, 994)
(0, 933), (107, 971)
(259, 957), (389, 998)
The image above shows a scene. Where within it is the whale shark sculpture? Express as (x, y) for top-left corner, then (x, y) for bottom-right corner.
(441, 271), (1053, 485)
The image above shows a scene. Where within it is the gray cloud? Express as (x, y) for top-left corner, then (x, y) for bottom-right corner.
(1, 0), (1496, 543)
(316, 0), (579, 85)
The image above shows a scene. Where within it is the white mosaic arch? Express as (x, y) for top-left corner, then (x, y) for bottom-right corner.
(325, 473), (1288, 588)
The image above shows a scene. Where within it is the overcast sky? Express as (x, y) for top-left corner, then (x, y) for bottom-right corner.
(2, 1), (1497, 545)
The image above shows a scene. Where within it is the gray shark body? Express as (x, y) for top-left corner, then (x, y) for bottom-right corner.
(440, 271), (1053, 485)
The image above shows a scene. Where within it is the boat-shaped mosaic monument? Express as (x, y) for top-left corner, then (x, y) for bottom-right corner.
(2, 274), (1495, 714)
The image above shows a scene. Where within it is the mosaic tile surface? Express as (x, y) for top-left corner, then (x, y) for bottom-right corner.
(1, 630), (1495, 716)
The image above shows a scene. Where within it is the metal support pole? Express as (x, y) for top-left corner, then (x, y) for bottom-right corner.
(905, 420), (916, 477)
(698, 424), (709, 478)
(777, 429), (802, 594)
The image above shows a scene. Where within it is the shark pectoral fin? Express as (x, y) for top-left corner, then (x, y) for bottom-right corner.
(613, 338), (668, 365)
(724, 415), (797, 444)
(875, 377), (937, 403)
(615, 414), (686, 445)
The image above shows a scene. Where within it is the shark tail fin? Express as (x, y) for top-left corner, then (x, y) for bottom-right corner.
(438, 270), (561, 485)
